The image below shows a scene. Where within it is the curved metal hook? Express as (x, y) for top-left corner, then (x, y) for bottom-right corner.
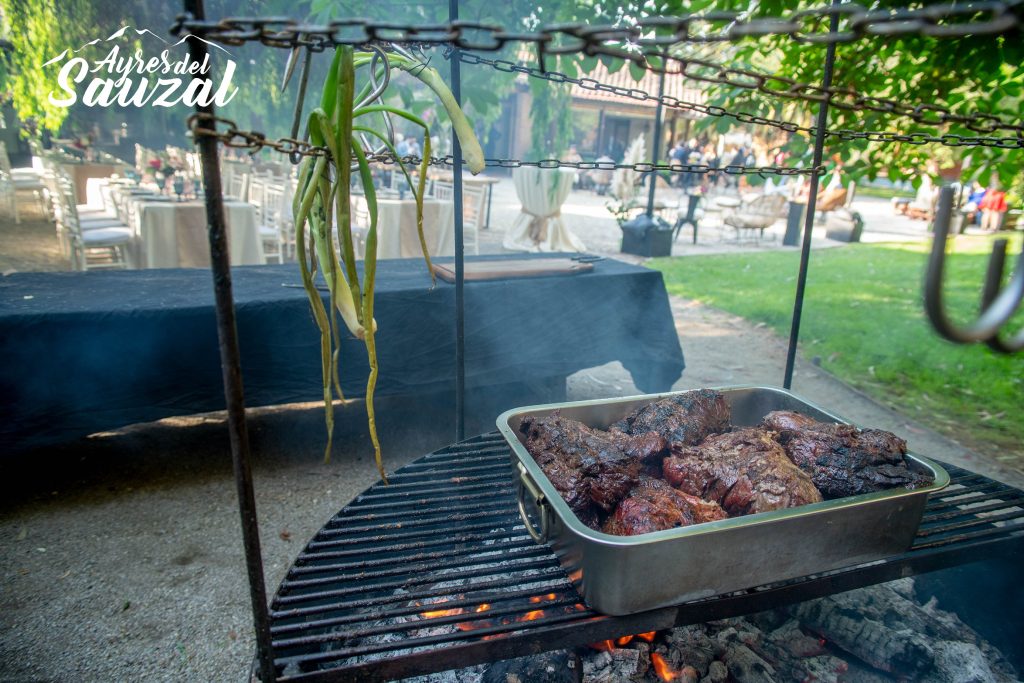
(980, 238), (1024, 352)
(924, 185), (1024, 349)
(355, 45), (391, 111)
(352, 46), (396, 170)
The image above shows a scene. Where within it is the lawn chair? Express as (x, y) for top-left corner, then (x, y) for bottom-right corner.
(723, 193), (787, 242)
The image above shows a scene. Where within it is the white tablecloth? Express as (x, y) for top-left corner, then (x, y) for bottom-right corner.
(353, 195), (455, 259)
(129, 198), (263, 269)
(502, 167), (585, 253)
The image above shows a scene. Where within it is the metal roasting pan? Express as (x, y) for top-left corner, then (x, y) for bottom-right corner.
(497, 386), (949, 616)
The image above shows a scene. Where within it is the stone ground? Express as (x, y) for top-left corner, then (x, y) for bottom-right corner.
(1, 182), (1021, 682)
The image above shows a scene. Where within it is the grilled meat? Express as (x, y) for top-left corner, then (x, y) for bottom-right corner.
(663, 428), (823, 516)
(761, 411), (931, 498)
(602, 477), (728, 536)
(612, 389), (731, 448)
(520, 413), (662, 527)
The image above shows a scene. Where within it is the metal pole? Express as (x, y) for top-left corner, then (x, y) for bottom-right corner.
(645, 59), (667, 217)
(182, 1), (275, 680)
(783, 7), (840, 389)
(449, 0), (466, 442)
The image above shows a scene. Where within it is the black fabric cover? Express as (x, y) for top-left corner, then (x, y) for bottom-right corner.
(0, 255), (685, 451)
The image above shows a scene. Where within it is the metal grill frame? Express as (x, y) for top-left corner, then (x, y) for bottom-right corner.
(268, 433), (1024, 682)
(175, 1), (1024, 681)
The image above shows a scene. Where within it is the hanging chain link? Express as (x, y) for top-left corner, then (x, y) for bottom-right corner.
(630, 55), (1024, 137)
(172, 3), (1022, 51)
(455, 52), (1024, 149)
(187, 113), (823, 176)
(173, 6), (1024, 139)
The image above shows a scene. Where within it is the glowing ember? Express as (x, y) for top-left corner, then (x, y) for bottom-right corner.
(590, 640), (617, 652)
(650, 652), (679, 681)
(616, 635), (634, 646)
(474, 604), (491, 613)
(637, 632), (656, 642)
(522, 610), (545, 621)
(421, 607), (464, 619)
(529, 593), (558, 603)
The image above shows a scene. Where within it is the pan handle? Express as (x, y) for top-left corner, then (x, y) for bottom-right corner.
(516, 462), (551, 544)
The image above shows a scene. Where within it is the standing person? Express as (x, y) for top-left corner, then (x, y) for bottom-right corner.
(685, 140), (703, 190)
(670, 138), (690, 188)
(702, 144), (719, 191)
(726, 146), (746, 189)
(965, 182), (987, 225)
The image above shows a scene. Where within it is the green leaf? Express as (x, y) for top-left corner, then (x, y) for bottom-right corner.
(627, 60), (647, 83)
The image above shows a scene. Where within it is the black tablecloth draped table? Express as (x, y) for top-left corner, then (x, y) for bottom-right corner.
(0, 255), (685, 451)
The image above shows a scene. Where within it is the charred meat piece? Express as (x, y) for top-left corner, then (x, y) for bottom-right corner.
(602, 477), (728, 536)
(760, 410), (819, 433)
(663, 428), (823, 516)
(761, 411), (932, 498)
(519, 414), (652, 527)
(612, 389), (731, 448)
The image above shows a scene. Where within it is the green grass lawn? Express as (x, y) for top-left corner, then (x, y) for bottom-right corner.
(854, 185), (910, 200)
(651, 235), (1024, 462)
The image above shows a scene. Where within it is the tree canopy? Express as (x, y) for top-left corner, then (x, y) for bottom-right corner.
(1, 0), (1019, 194)
(652, 0), (1023, 190)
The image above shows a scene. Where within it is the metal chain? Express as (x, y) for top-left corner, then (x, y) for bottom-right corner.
(171, 3), (1022, 51)
(456, 52), (1024, 149)
(187, 114), (823, 176)
(187, 114), (329, 158)
(627, 55), (1024, 137)
(457, 51), (810, 137)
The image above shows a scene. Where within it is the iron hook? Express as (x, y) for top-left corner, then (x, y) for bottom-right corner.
(923, 185), (1024, 349)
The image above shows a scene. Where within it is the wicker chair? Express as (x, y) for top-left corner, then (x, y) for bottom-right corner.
(723, 193), (788, 242)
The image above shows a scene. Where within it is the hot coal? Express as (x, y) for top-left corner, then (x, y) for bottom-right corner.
(761, 410), (932, 498)
(488, 579), (1017, 683)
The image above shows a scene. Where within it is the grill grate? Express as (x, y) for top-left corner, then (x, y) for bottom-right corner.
(269, 433), (1024, 682)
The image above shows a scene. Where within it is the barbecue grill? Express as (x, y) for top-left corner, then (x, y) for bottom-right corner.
(268, 432), (1024, 682)
(171, 1), (1024, 680)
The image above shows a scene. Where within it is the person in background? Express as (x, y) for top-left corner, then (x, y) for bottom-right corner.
(702, 144), (719, 191)
(725, 147), (746, 189)
(670, 138), (690, 188)
(406, 137), (422, 159)
(979, 179), (1008, 231)
(684, 140), (703, 190)
(964, 181), (987, 225)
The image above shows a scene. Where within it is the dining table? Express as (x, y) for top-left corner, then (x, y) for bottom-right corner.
(352, 193), (455, 258)
(427, 170), (501, 228)
(104, 184), (264, 268)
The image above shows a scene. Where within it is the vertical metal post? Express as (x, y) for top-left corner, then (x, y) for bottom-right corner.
(645, 59), (667, 217)
(449, 0), (466, 442)
(783, 7), (840, 389)
(182, 1), (275, 680)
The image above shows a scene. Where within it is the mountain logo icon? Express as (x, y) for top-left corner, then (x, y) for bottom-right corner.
(44, 25), (238, 109)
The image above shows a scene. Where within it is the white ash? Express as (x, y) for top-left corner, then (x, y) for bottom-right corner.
(564, 578), (1017, 683)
